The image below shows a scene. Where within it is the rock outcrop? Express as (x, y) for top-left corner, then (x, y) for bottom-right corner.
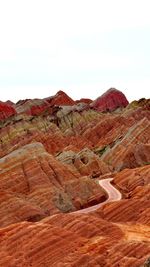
(76, 98), (93, 104)
(45, 90), (75, 106)
(91, 88), (129, 112)
(141, 258), (150, 267)
(102, 117), (150, 171)
(0, 101), (16, 121)
(15, 91), (75, 116)
(0, 142), (107, 227)
(57, 148), (110, 176)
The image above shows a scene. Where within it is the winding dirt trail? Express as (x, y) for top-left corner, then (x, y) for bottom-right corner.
(74, 178), (122, 214)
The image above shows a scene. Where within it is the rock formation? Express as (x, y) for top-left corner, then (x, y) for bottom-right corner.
(102, 117), (150, 171)
(45, 90), (75, 106)
(91, 88), (129, 112)
(141, 258), (150, 267)
(0, 142), (107, 227)
(0, 101), (16, 121)
(15, 91), (75, 116)
(0, 88), (149, 266)
(76, 98), (93, 104)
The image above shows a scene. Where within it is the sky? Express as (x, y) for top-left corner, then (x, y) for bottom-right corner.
(0, 0), (150, 103)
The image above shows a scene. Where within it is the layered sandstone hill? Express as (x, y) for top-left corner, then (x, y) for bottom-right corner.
(15, 90), (75, 116)
(0, 142), (107, 228)
(91, 88), (129, 112)
(0, 88), (149, 266)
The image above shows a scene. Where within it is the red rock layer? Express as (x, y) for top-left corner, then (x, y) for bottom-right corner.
(15, 99), (50, 115)
(0, 213), (149, 266)
(0, 113), (96, 159)
(97, 165), (150, 225)
(76, 98), (93, 104)
(0, 142), (106, 227)
(102, 117), (150, 171)
(113, 165), (150, 199)
(13, 91), (75, 117)
(0, 101), (16, 121)
(45, 90), (75, 106)
(91, 88), (129, 112)
(0, 115), (67, 158)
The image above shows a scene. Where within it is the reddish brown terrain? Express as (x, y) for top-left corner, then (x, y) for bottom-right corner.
(0, 88), (149, 266)
(91, 88), (129, 112)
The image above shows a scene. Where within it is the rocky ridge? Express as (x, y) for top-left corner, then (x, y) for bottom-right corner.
(91, 88), (129, 112)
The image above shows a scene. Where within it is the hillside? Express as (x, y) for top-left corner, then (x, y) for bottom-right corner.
(0, 88), (149, 266)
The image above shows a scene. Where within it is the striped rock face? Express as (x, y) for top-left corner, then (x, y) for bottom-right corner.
(0, 101), (16, 121)
(91, 88), (129, 112)
(0, 89), (149, 266)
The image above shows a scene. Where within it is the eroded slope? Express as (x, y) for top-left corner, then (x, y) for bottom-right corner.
(0, 89), (149, 266)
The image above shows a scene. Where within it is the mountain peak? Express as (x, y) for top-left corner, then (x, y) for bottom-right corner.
(92, 88), (129, 112)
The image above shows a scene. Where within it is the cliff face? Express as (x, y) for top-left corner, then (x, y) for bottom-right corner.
(0, 89), (149, 266)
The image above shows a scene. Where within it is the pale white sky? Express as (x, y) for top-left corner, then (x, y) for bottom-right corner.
(0, 0), (150, 102)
